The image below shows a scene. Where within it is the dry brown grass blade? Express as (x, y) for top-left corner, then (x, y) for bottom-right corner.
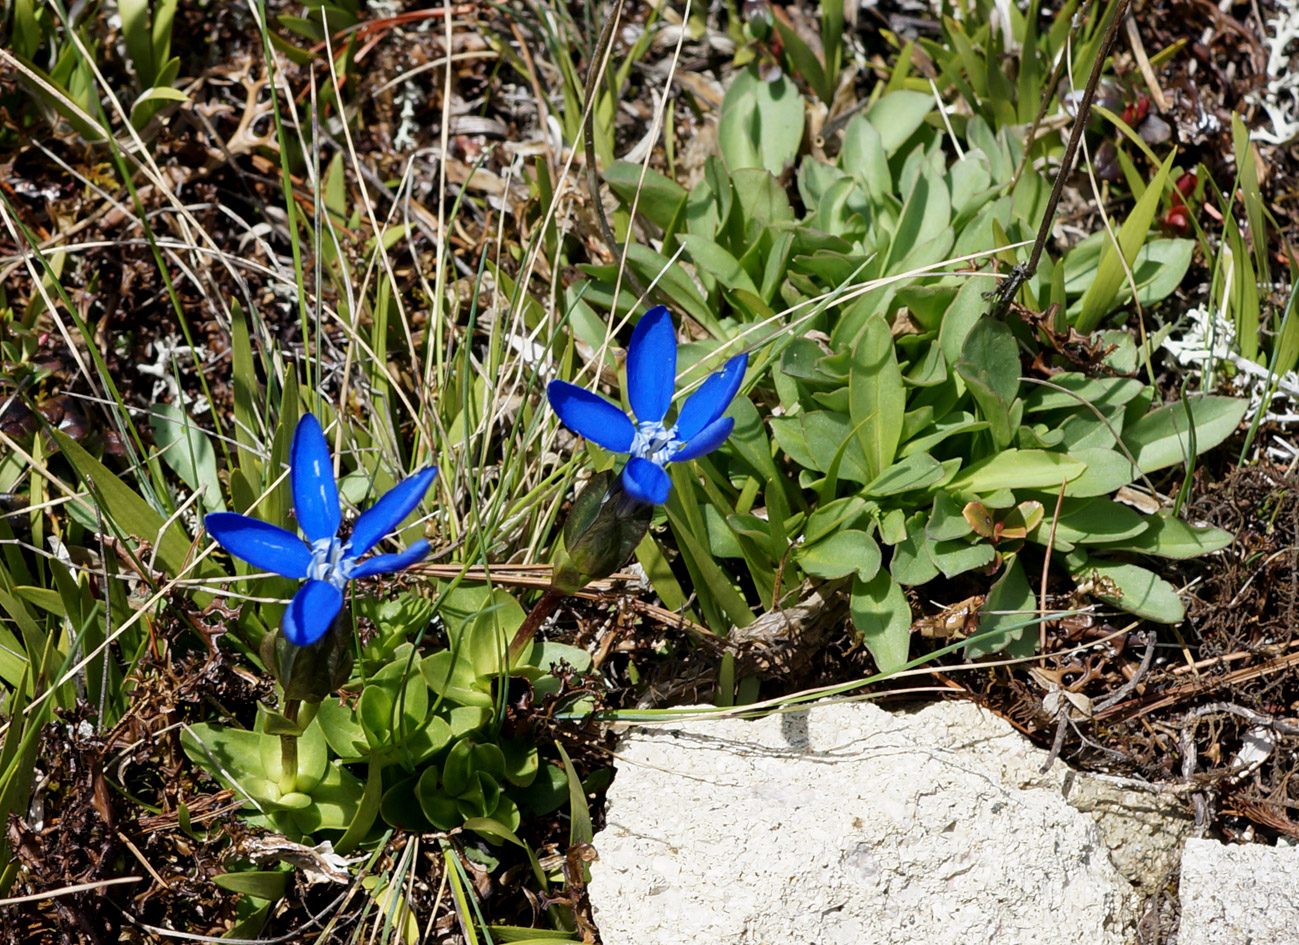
(1095, 646), (1299, 723)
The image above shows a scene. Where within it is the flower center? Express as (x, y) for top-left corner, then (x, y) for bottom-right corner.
(630, 420), (679, 466)
(308, 537), (353, 588)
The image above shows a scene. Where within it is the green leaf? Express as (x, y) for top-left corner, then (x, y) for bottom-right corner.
(52, 430), (202, 579)
(1132, 238), (1195, 307)
(773, 16), (831, 103)
(926, 538), (995, 578)
(665, 477), (755, 631)
(213, 871), (289, 901)
(840, 115), (891, 197)
(149, 404), (224, 513)
(678, 234), (759, 295)
(947, 449), (1086, 493)
(181, 723), (278, 807)
(885, 164), (951, 275)
(323, 150), (347, 223)
(488, 929), (579, 943)
(277, 14), (324, 41)
(316, 698), (370, 762)
(1021, 374), (1147, 413)
(555, 741), (593, 846)
(968, 556), (1037, 659)
(956, 319), (1021, 449)
(289, 761), (366, 834)
(422, 650), (493, 708)
(1091, 511), (1234, 559)
(686, 156), (734, 239)
(948, 148), (993, 219)
(603, 162), (688, 231)
(730, 167), (796, 229)
(522, 641), (593, 676)
(12, 0), (42, 60)
(850, 571), (912, 674)
(120, 0), (164, 86)
(927, 492), (973, 541)
(771, 411), (871, 483)
(1027, 499), (1149, 548)
(336, 762), (385, 855)
(866, 90), (934, 156)
(938, 279), (988, 367)
(1063, 236), (1194, 310)
(1059, 447), (1140, 498)
(797, 529), (881, 581)
(898, 411), (989, 459)
(718, 66), (805, 176)
(890, 511), (940, 585)
(1120, 396), (1246, 473)
(1076, 151), (1175, 332)
(230, 302), (261, 476)
(803, 496), (868, 544)
(129, 84), (188, 128)
(1234, 113), (1270, 282)
(849, 315), (905, 480)
(467, 591), (525, 677)
(863, 453), (946, 496)
(1073, 560), (1185, 623)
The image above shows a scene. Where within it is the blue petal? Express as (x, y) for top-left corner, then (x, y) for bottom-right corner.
(350, 539), (431, 579)
(547, 381), (636, 452)
(347, 467), (437, 558)
(205, 512), (311, 578)
(291, 414), (341, 544)
(620, 457), (671, 505)
(626, 306), (677, 424)
(671, 416), (735, 462)
(675, 353), (748, 441)
(282, 579), (344, 647)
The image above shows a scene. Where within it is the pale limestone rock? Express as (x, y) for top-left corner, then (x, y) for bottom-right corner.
(591, 701), (1191, 945)
(1177, 837), (1299, 945)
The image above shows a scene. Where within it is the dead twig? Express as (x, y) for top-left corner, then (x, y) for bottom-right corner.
(990, 0), (1133, 319)
(1040, 629), (1156, 773)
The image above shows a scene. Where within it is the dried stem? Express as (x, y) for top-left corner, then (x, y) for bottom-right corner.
(508, 587), (566, 664)
(990, 0), (1133, 319)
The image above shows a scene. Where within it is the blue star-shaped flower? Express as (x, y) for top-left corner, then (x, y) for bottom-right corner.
(546, 305), (748, 504)
(204, 414), (437, 646)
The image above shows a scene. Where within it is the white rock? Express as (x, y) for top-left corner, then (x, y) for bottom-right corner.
(591, 701), (1187, 945)
(1177, 837), (1299, 945)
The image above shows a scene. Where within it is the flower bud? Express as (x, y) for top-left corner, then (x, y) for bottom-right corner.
(263, 610), (355, 703)
(552, 470), (653, 594)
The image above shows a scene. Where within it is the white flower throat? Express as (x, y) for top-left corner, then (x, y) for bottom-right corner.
(309, 537), (354, 587)
(631, 420), (679, 466)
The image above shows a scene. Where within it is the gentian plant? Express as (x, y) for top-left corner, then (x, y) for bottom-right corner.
(184, 410), (593, 847)
(205, 413), (437, 648)
(510, 307), (747, 659)
(546, 304), (747, 505)
(202, 413), (435, 794)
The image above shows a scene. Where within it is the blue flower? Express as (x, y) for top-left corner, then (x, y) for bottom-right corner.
(547, 305), (748, 505)
(204, 414), (437, 646)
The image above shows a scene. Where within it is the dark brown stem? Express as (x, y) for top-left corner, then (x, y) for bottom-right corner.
(990, 0), (1133, 320)
(508, 588), (566, 664)
(1008, 0), (1097, 193)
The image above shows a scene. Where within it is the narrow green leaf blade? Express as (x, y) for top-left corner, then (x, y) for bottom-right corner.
(849, 315), (904, 480)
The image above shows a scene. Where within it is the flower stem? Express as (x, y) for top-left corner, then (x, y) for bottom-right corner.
(507, 588), (565, 664)
(279, 698), (301, 794)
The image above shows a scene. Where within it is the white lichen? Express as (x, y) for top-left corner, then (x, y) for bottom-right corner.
(137, 333), (214, 415)
(1162, 298), (1299, 462)
(1251, 0), (1299, 145)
